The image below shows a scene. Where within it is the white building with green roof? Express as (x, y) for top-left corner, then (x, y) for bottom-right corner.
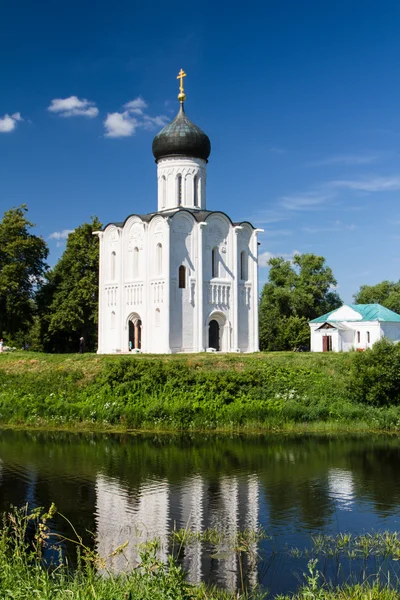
(309, 304), (400, 352)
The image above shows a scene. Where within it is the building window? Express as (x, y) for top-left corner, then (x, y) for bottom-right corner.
(212, 247), (219, 278)
(177, 174), (182, 206)
(155, 308), (160, 327)
(240, 250), (248, 280)
(111, 251), (116, 280)
(156, 243), (162, 275)
(133, 247), (139, 278)
(161, 176), (166, 209)
(357, 331), (360, 344)
(193, 175), (198, 207)
(111, 311), (116, 329)
(179, 265), (186, 288)
(367, 331), (370, 344)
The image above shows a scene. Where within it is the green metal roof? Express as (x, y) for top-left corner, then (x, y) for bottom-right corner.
(310, 304), (400, 323)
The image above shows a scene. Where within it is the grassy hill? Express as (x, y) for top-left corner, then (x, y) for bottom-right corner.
(0, 350), (398, 432)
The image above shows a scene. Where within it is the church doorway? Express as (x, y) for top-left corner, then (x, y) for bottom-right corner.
(128, 317), (142, 350)
(209, 319), (220, 351)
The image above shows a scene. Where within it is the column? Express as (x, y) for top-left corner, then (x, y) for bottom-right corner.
(164, 220), (171, 352)
(251, 229), (263, 352)
(94, 232), (104, 353)
(197, 222), (207, 351)
(232, 227), (242, 351)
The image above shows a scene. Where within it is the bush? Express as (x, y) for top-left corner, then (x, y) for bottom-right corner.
(347, 339), (400, 406)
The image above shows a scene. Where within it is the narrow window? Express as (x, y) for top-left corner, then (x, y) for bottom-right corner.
(240, 250), (247, 280)
(111, 251), (116, 280)
(212, 247), (219, 278)
(193, 175), (198, 207)
(111, 311), (116, 329)
(357, 331), (360, 344)
(156, 243), (162, 275)
(161, 176), (166, 208)
(133, 247), (139, 278)
(155, 308), (160, 327)
(367, 331), (370, 344)
(177, 174), (182, 206)
(179, 265), (186, 288)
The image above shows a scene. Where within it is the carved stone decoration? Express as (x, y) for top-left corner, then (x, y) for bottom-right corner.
(208, 225), (222, 239)
(109, 228), (118, 242)
(154, 220), (164, 234)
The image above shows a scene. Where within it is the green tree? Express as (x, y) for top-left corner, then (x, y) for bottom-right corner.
(353, 280), (400, 314)
(259, 253), (342, 351)
(38, 217), (102, 353)
(0, 205), (48, 343)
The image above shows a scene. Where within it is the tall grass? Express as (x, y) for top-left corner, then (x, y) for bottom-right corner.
(0, 350), (400, 432)
(1, 505), (399, 599)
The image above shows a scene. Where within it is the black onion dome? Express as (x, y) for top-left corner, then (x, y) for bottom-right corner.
(152, 103), (211, 161)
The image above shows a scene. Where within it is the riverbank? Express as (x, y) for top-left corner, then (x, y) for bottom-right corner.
(0, 350), (399, 432)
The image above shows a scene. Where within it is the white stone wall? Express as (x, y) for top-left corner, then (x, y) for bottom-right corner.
(310, 321), (387, 352)
(157, 157), (207, 211)
(97, 210), (260, 354)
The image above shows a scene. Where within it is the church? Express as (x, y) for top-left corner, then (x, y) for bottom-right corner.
(95, 70), (262, 354)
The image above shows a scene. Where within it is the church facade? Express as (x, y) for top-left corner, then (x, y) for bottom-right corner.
(96, 71), (262, 354)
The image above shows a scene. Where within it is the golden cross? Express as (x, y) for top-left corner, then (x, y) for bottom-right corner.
(177, 68), (187, 94)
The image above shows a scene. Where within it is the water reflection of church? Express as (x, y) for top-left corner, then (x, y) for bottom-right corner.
(95, 473), (260, 590)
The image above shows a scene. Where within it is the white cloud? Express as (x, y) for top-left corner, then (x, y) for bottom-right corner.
(259, 249), (301, 267)
(48, 229), (74, 247)
(104, 97), (168, 138)
(104, 111), (138, 138)
(262, 228), (292, 237)
(280, 192), (334, 211)
(48, 96), (99, 118)
(329, 176), (400, 192)
(49, 229), (74, 240)
(124, 97), (148, 115)
(309, 154), (377, 167)
(141, 114), (169, 129)
(0, 112), (24, 133)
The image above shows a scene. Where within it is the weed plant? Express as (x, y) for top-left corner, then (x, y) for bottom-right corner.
(1, 504), (399, 599)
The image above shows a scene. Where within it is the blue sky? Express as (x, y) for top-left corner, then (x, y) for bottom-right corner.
(1, 0), (400, 302)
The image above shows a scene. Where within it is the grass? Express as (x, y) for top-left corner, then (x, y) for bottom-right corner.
(2, 505), (400, 600)
(1, 350), (400, 433)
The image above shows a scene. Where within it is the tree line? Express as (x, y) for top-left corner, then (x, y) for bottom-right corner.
(0, 205), (101, 352)
(0, 204), (397, 353)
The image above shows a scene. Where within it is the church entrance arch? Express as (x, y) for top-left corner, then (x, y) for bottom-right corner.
(209, 320), (220, 351)
(207, 312), (228, 351)
(127, 314), (142, 350)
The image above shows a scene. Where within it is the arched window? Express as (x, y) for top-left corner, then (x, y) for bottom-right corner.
(179, 265), (186, 288)
(111, 251), (116, 280)
(212, 247), (219, 278)
(133, 247), (139, 278)
(177, 174), (182, 206)
(161, 176), (166, 209)
(111, 311), (116, 329)
(156, 243), (162, 275)
(193, 175), (198, 207)
(240, 250), (248, 280)
(155, 308), (160, 327)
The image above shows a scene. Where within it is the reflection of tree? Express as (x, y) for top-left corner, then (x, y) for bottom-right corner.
(348, 446), (400, 516)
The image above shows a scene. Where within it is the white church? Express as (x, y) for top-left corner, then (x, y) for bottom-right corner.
(95, 71), (261, 354)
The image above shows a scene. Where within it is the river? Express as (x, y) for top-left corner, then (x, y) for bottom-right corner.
(1, 429), (400, 595)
